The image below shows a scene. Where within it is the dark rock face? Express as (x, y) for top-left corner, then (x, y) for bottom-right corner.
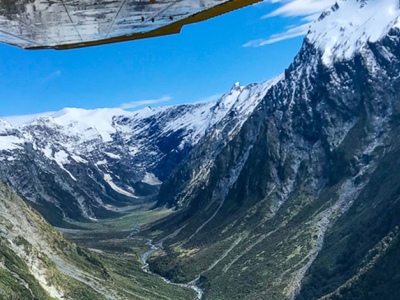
(148, 28), (400, 300)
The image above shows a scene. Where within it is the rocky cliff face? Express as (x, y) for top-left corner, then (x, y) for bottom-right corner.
(147, 1), (400, 299)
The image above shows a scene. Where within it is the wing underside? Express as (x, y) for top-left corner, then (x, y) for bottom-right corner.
(0, 0), (260, 50)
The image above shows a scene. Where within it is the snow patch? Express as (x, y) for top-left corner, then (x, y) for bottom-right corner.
(104, 152), (121, 159)
(142, 172), (162, 185)
(54, 150), (69, 165)
(103, 174), (137, 198)
(95, 159), (107, 166)
(71, 155), (88, 164)
(54, 151), (77, 181)
(0, 136), (23, 151)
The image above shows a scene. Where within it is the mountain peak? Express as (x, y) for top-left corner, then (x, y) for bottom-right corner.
(307, 0), (400, 65)
(0, 118), (12, 132)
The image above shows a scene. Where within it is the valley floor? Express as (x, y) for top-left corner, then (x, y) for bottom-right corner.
(59, 204), (197, 300)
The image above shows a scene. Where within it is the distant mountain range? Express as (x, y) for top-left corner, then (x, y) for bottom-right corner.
(2, 0), (400, 299)
(0, 81), (268, 224)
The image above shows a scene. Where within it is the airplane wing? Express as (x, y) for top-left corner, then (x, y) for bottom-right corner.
(0, 0), (260, 50)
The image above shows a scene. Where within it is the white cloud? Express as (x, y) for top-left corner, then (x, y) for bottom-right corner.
(244, 22), (310, 47)
(120, 96), (172, 109)
(193, 93), (223, 104)
(243, 0), (335, 47)
(263, 0), (335, 18)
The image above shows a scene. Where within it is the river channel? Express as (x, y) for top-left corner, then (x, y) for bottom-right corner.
(140, 239), (203, 300)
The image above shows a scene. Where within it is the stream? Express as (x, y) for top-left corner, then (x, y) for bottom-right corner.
(140, 238), (204, 300)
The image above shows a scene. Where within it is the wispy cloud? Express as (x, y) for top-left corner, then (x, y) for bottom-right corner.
(39, 70), (62, 84)
(193, 93), (223, 104)
(120, 96), (172, 109)
(263, 0), (335, 18)
(243, 0), (335, 47)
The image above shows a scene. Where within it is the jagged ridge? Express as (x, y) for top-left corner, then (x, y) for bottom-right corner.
(146, 1), (400, 299)
(0, 85), (264, 224)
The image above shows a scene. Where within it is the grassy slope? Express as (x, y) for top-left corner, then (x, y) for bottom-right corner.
(0, 182), (195, 300)
(145, 73), (400, 299)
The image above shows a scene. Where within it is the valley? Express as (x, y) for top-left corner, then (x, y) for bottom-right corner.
(1, 0), (400, 299)
(0, 182), (196, 299)
(58, 203), (206, 299)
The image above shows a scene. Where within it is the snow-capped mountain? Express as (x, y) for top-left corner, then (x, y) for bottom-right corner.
(144, 1), (400, 299)
(308, 0), (400, 65)
(2, 0), (400, 299)
(158, 0), (400, 209)
(0, 82), (267, 224)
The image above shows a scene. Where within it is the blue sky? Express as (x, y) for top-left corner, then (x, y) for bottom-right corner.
(0, 0), (334, 117)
